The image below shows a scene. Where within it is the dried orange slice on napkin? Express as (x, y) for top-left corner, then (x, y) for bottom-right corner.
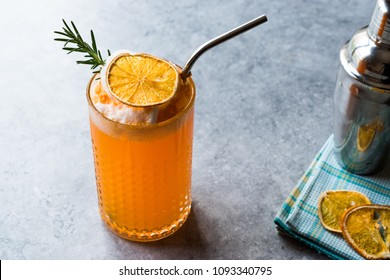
(341, 205), (390, 260)
(318, 190), (370, 233)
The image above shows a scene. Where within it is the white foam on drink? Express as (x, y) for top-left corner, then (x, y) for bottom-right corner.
(94, 103), (156, 124)
(90, 81), (157, 125)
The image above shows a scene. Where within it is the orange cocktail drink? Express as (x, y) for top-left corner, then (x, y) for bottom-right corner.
(87, 74), (195, 242)
(55, 16), (267, 243)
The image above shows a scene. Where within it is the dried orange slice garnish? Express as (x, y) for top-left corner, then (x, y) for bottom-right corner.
(341, 205), (390, 260)
(318, 190), (370, 233)
(101, 51), (179, 107)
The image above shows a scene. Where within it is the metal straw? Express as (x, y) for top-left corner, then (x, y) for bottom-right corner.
(181, 14), (268, 79)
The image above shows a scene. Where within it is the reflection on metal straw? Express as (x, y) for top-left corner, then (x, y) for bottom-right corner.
(181, 14), (268, 79)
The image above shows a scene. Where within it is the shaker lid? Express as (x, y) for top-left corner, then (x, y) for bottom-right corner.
(341, 0), (390, 90)
(368, 0), (390, 44)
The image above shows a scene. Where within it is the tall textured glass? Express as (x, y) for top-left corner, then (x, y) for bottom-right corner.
(87, 75), (195, 242)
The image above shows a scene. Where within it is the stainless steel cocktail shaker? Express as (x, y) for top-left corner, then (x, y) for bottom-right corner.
(334, 0), (390, 174)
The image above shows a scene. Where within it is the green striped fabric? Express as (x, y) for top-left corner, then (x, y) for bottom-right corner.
(274, 135), (390, 260)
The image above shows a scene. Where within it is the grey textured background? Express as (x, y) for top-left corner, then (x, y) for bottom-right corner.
(0, 0), (374, 259)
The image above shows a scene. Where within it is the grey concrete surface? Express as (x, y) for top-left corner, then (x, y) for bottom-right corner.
(0, 0), (374, 259)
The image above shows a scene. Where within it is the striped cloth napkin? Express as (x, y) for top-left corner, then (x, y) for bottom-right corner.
(274, 135), (390, 259)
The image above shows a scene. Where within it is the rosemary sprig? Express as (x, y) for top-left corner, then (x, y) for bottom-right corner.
(54, 19), (111, 73)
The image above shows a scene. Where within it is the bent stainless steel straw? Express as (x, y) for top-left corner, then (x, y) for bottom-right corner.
(181, 14), (268, 79)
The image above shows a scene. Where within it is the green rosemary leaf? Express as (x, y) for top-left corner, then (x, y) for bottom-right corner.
(62, 27), (73, 37)
(54, 31), (68, 37)
(76, 60), (95, 65)
(71, 21), (83, 42)
(54, 38), (71, 42)
(91, 30), (97, 52)
(63, 47), (81, 51)
(62, 19), (71, 32)
(54, 19), (109, 72)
